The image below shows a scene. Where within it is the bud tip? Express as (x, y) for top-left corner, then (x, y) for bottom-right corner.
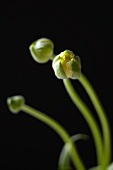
(7, 95), (25, 114)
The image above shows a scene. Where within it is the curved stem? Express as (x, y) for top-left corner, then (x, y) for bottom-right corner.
(79, 74), (111, 166)
(58, 134), (88, 170)
(63, 79), (104, 168)
(21, 104), (86, 170)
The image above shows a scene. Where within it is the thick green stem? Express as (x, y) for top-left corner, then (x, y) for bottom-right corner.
(63, 79), (104, 169)
(21, 104), (86, 170)
(79, 74), (111, 166)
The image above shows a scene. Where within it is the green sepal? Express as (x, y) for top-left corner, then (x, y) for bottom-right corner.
(71, 56), (81, 79)
(52, 55), (67, 79)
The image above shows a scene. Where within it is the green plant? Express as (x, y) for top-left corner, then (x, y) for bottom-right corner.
(7, 38), (112, 170)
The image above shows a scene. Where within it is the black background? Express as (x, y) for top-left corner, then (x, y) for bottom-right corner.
(0, 1), (113, 169)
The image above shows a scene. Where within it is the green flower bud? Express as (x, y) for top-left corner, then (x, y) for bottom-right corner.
(7, 95), (25, 114)
(29, 38), (54, 63)
(52, 50), (81, 79)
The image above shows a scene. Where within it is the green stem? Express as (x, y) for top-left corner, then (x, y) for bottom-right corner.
(63, 79), (104, 168)
(79, 74), (111, 166)
(21, 104), (86, 170)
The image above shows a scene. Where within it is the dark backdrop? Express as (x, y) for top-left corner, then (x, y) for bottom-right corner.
(0, 1), (113, 169)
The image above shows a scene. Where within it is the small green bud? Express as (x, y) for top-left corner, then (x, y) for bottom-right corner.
(7, 95), (25, 114)
(52, 50), (81, 79)
(29, 38), (54, 63)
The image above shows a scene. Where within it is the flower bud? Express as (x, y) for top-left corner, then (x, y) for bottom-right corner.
(52, 50), (81, 79)
(29, 38), (54, 63)
(7, 95), (25, 114)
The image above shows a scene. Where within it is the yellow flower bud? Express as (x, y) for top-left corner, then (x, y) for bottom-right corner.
(7, 95), (25, 113)
(29, 38), (54, 63)
(52, 50), (81, 79)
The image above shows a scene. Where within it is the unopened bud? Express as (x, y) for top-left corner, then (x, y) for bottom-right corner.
(7, 95), (25, 114)
(29, 38), (54, 63)
(52, 50), (81, 79)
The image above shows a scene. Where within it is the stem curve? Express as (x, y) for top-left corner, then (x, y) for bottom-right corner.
(21, 104), (86, 170)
